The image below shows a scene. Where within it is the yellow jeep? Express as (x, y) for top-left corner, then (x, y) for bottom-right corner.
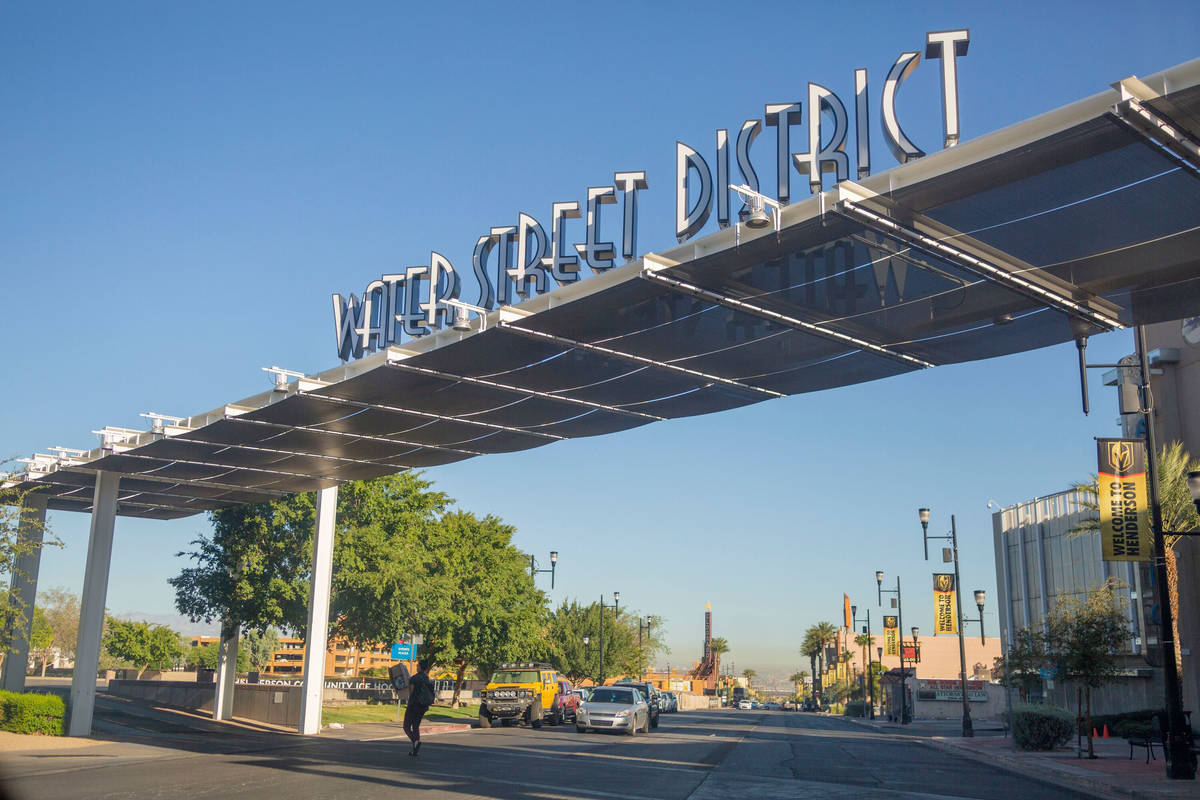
(478, 662), (563, 728)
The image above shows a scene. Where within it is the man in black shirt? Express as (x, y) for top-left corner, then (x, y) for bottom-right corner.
(404, 658), (435, 756)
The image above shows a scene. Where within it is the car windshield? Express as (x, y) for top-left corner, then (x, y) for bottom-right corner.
(588, 689), (635, 704)
(490, 670), (539, 683)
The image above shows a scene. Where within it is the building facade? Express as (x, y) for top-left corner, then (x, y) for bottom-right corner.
(189, 636), (407, 679)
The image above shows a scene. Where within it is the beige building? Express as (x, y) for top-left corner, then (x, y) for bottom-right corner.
(189, 635), (407, 678)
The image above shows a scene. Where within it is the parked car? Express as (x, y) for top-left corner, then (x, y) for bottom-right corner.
(575, 686), (651, 736)
(737, 699), (753, 710)
(614, 680), (661, 728)
(661, 691), (678, 712)
(552, 677), (581, 722)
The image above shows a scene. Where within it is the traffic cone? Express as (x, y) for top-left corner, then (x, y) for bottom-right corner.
(1092, 728), (1099, 739)
(1103, 725), (1110, 738)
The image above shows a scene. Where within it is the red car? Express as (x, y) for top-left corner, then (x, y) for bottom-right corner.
(553, 678), (581, 722)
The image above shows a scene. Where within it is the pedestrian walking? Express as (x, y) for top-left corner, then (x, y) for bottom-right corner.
(404, 658), (436, 756)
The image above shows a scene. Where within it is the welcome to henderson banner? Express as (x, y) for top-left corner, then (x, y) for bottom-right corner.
(1097, 438), (1152, 562)
(932, 573), (957, 635)
(883, 615), (898, 657)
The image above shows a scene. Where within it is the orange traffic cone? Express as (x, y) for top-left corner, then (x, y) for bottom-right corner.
(1092, 728), (1099, 739)
(1103, 725), (1110, 738)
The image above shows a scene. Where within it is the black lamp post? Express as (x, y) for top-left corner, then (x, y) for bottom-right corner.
(852, 605), (874, 719)
(598, 592), (619, 687)
(530, 550), (559, 588)
(876, 570), (907, 724)
(638, 615), (653, 681)
(919, 508), (974, 738)
(959, 589), (987, 645)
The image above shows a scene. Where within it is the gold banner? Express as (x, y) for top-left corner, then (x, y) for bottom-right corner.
(843, 594), (852, 629)
(883, 615), (898, 657)
(1097, 439), (1152, 562)
(933, 573), (957, 635)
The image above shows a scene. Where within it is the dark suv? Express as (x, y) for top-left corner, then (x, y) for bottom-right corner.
(614, 681), (660, 729)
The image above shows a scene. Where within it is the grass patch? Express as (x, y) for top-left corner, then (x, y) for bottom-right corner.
(322, 703), (480, 726)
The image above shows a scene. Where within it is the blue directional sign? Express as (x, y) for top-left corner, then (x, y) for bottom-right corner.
(390, 642), (418, 660)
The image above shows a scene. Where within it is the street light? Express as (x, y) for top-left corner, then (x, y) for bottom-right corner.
(957, 589), (988, 645)
(876, 570), (908, 724)
(638, 616), (654, 681)
(598, 592), (619, 687)
(530, 550), (559, 589)
(920, 508), (974, 738)
(852, 604), (874, 719)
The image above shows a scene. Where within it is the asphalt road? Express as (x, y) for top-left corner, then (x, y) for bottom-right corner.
(1, 702), (1102, 800)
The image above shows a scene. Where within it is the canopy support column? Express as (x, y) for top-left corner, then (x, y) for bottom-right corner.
(68, 471), (120, 737)
(299, 485), (337, 735)
(213, 619), (238, 721)
(1, 492), (48, 692)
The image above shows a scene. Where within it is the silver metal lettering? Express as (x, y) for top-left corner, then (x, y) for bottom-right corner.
(675, 141), (711, 243)
(882, 51), (925, 164)
(613, 171), (648, 262)
(764, 103), (802, 204)
(925, 29), (970, 148)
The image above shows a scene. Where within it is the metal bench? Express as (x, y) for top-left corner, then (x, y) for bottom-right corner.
(1129, 736), (1158, 763)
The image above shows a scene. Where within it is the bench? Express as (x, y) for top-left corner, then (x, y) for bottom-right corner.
(1129, 736), (1158, 763)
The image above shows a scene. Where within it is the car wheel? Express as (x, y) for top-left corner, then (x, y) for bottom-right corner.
(529, 709), (543, 729)
(576, 725), (587, 733)
(477, 713), (492, 729)
(549, 707), (562, 726)
(627, 718), (637, 737)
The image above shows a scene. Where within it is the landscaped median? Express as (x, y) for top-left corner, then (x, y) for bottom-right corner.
(0, 691), (66, 736)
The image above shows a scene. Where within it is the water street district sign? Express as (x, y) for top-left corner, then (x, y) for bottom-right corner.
(390, 642), (418, 660)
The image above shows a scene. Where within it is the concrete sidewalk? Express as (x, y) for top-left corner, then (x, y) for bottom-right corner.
(852, 716), (1200, 800)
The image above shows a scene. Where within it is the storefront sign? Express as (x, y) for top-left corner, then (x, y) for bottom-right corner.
(901, 644), (920, 663)
(884, 615), (898, 657)
(1097, 438), (1152, 561)
(915, 679), (986, 702)
(933, 573), (957, 634)
(331, 30), (971, 359)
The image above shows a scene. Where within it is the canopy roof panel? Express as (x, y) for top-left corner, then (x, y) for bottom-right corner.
(8, 59), (1200, 518)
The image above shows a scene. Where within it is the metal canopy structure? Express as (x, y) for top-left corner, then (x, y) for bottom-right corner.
(4, 59), (1200, 738)
(7, 63), (1200, 518)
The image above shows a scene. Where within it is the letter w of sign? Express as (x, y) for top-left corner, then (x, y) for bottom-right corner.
(332, 293), (366, 361)
(1109, 442), (1134, 473)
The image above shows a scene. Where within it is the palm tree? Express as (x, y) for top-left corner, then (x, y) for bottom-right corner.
(708, 637), (730, 679)
(789, 670), (808, 699)
(742, 668), (756, 690)
(809, 621), (838, 706)
(800, 630), (823, 701)
(1068, 441), (1200, 673)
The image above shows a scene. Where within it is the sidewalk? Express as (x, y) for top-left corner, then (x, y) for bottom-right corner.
(851, 716), (1200, 800)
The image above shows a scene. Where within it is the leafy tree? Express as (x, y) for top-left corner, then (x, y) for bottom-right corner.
(28, 608), (54, 676)
(185, 640), (248, 672)
(36, 587), (80, 666)
(102, 618), (185, 678)
(742, 668), (756, 688)
(0, 484), (60, 666)
(997, 626), (1046, 702)
(800, 631), (822, 701)
(788, 670), (808, 699)
(545, 598), (639, 686)
(241, 629), (280, 672)
(1046, 583), (1130, 758)
(805, 622), (838, 705)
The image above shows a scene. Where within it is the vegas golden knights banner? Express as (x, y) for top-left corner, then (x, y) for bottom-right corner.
(883, 615), (898, 657)
(1097, 438), (1152, 562)
(843, 594), (852, 628)
(933, 573), (957, 635)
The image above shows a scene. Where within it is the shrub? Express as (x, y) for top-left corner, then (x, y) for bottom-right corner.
(843, 701), (869, 717)
(0, 691), (66, 736)
(1007, 703), (1074, 751)
(1084, 708), (1161, 738)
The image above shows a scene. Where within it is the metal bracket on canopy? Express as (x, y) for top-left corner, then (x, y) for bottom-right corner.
(1110, 98), (1200, 177)
(497, 321), (786, 399)
(639, 267), (935, 371)
(833, 196), (1124, 333)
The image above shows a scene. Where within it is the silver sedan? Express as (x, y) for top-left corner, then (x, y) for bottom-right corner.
(575, 686), (651, 735)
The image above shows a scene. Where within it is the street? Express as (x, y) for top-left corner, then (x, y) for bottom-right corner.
(1, 701), (1101, 800)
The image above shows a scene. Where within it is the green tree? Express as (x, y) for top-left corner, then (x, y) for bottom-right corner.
(545, 599), (639, 686)
(788, 670), (808, 699)
(185, 640), (249, 672)
(102, 618), (185, 678)
(28, 608), (54, 677)
(800, 631), (822, 701)
(805, 622), (838, 705)
(241, 628), (280, 672)
(997, 626), (1046, 702)
(36, 587), (80, 667)
(742, 668), (757, 689)
(1046, 583), (1130, 758)
(708, 637), (730, 679)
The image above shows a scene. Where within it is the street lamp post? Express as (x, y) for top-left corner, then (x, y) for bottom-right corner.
(920, 509), (974, 738)
(597, 592), (619, 687)
(876, 571), (908, 724)
(959, 590), (987, 645)
(852, 605), (874, 719)
(637, 616), (653, 681)
(530, 551), (559, 588)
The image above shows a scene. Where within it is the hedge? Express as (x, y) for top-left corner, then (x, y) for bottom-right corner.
(0, 690), (66, 736)
(1006, 703), (1074, 751)
(1082, 708), (1163, 739)
(842, 701), (870, 717)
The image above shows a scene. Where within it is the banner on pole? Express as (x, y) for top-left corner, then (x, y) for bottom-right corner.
(883, 615), (898, 657)
(844, 594), (852, 628)
(933, 573), (957, 635)
(1096, 438), (1152, 562)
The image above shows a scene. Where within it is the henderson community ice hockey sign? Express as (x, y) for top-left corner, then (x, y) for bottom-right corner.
(331, 29), (972, 361)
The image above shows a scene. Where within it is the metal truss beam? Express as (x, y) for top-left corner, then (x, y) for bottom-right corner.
(385, 356), (668, 422)
(835, 197), (1124, 332)
(1111, 98), (1200, 177)
(497, 322), (787, 399)
(640, 268), (935, 371)
(230, 415), (488, 457)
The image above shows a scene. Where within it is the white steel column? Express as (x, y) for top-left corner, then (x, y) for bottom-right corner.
(2, 492), (48, 692)
(213, 620), (238, 721)
(299, 485), (337, 735)
(68, 471), (120, 737)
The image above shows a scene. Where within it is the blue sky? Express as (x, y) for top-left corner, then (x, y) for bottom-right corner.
(2, 1), (1197, 677)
